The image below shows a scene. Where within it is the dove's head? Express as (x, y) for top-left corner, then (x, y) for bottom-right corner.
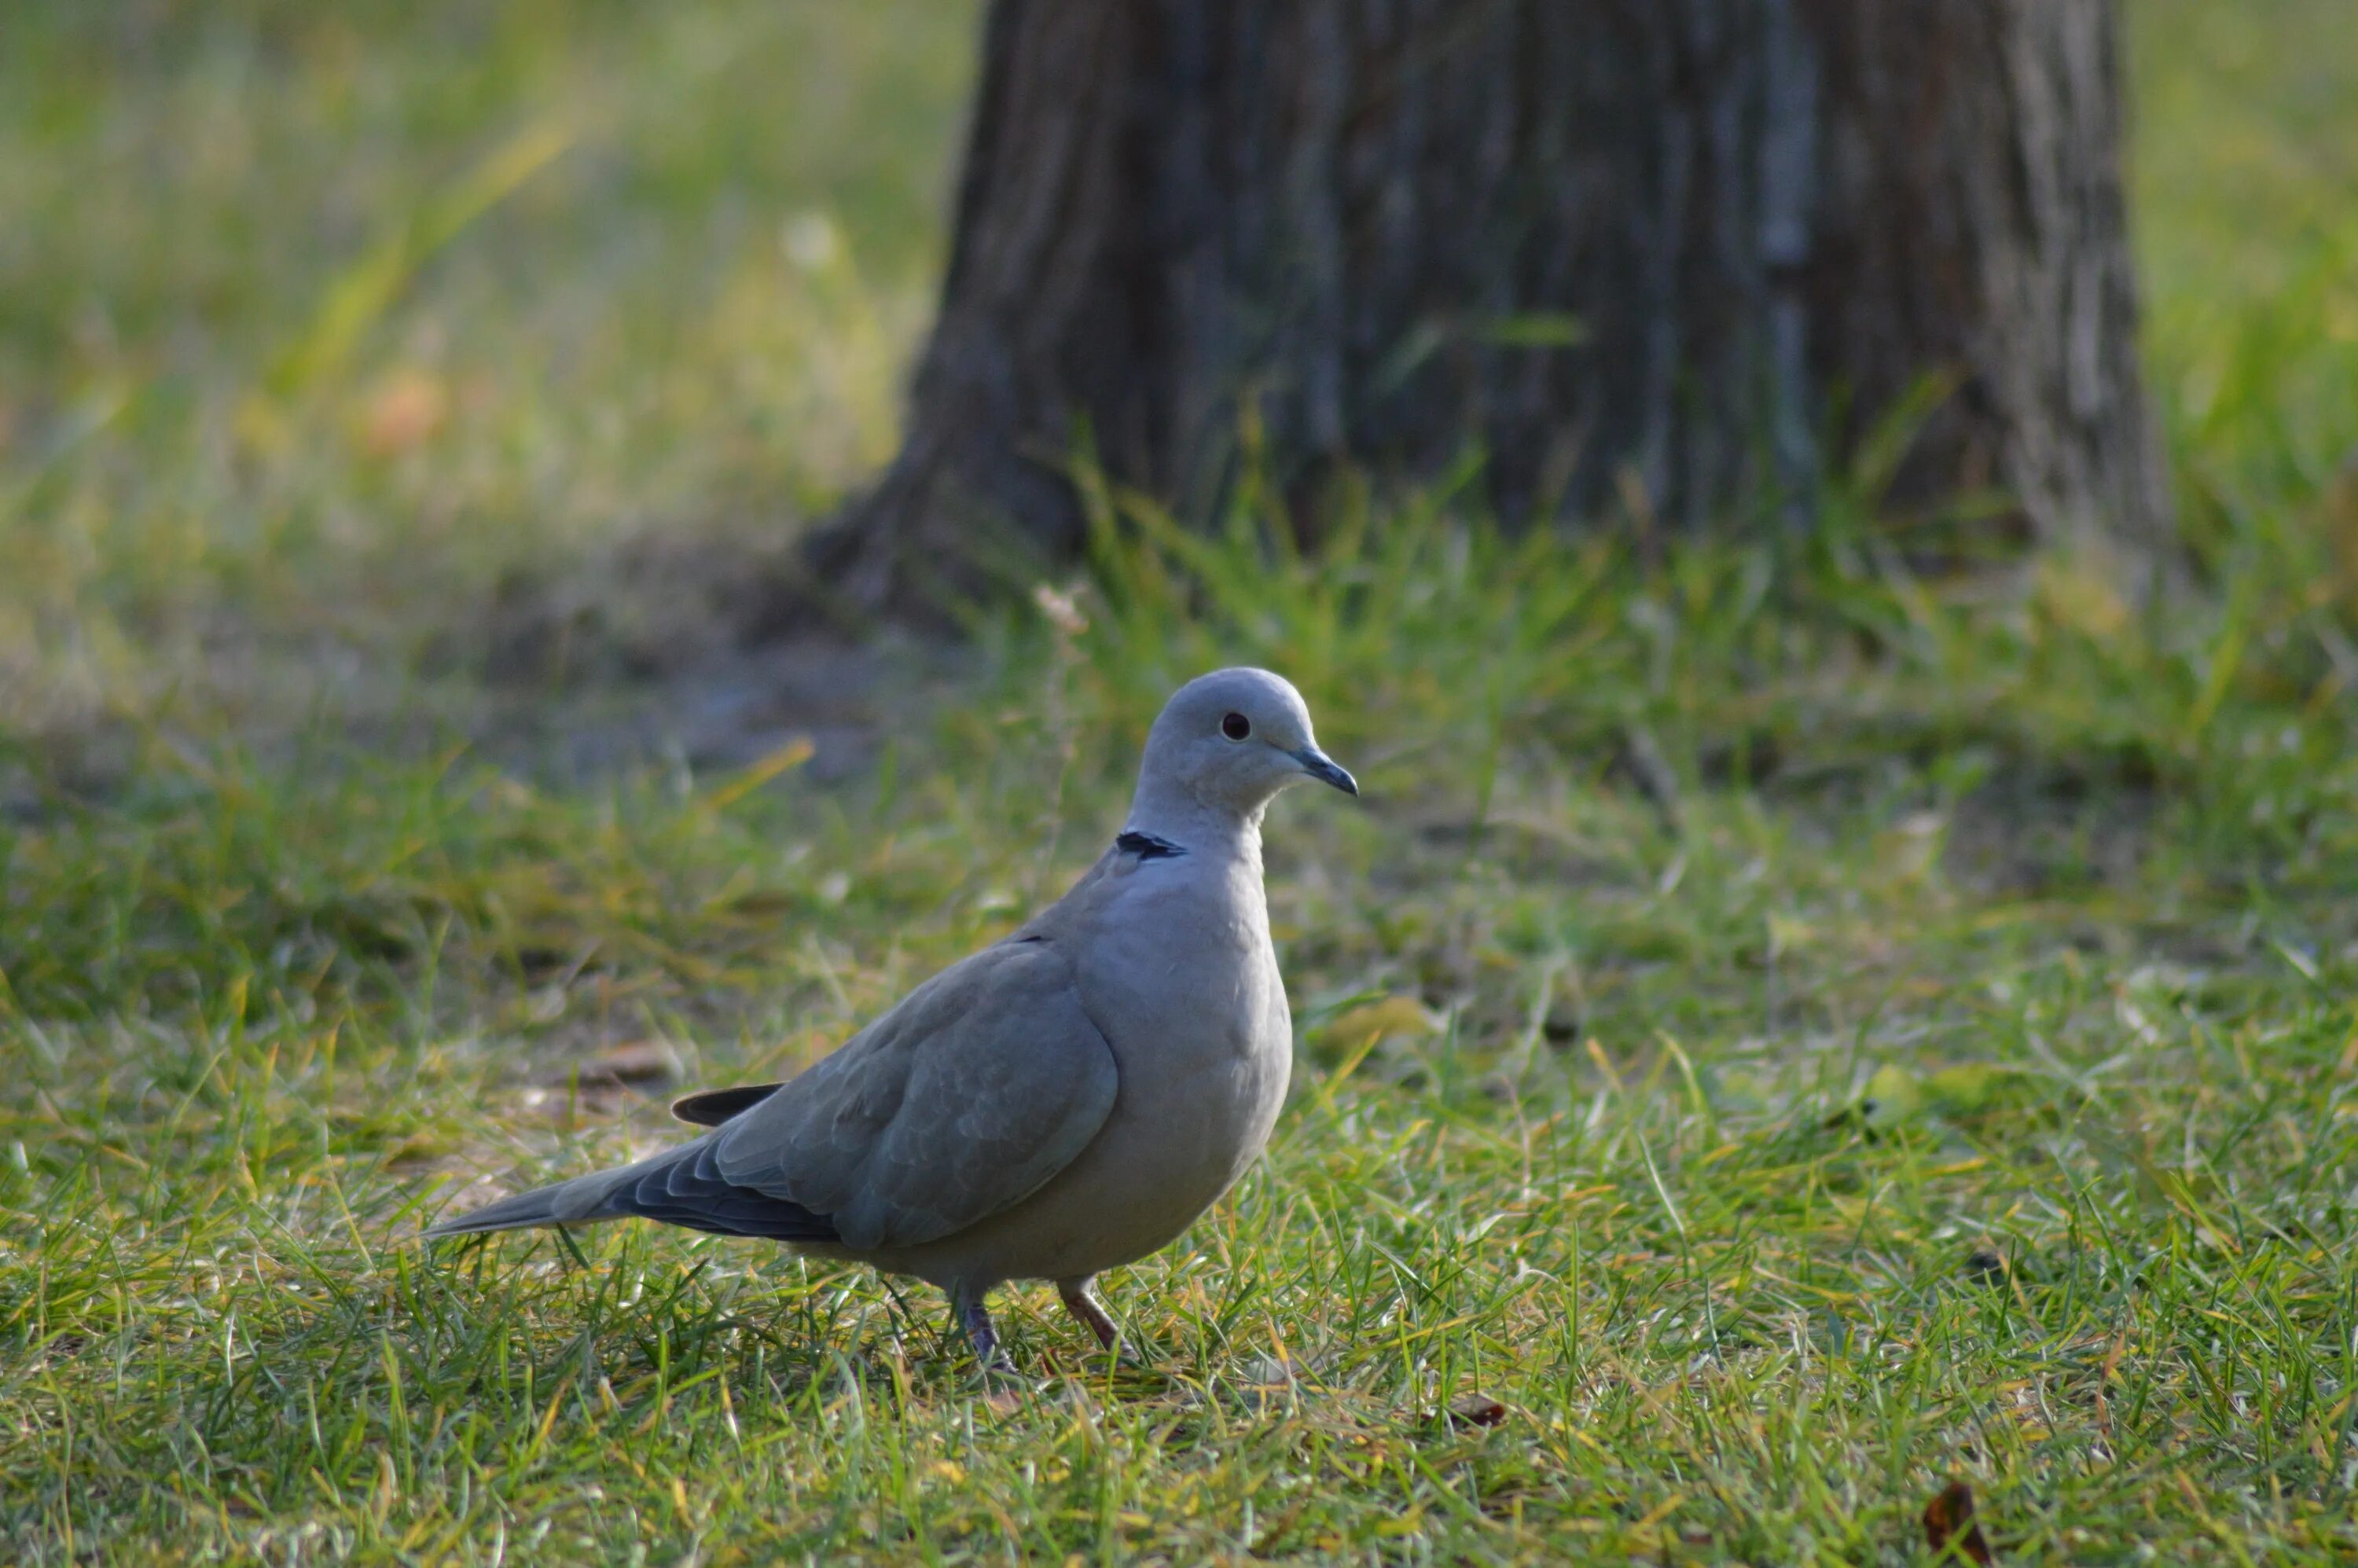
(1129, 667), (1357, 832)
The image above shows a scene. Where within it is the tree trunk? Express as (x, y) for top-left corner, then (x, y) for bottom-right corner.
(811, 0), (2171, 611)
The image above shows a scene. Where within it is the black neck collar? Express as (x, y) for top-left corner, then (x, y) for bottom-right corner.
(1115, 829), (1187, 861)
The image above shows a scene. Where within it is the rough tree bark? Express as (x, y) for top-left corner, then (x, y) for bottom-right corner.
(811, 0), (2171, 610)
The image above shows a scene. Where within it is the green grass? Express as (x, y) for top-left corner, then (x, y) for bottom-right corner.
(6, 0), (2358, 1561)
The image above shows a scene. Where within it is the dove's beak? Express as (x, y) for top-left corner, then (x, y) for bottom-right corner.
(1293, 747), (1359, 797)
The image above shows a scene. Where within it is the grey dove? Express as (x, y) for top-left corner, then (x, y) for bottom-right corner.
(425, 667), (1357, 1367)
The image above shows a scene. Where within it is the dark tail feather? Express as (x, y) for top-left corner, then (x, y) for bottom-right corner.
(671, 1082), (784, 1127)
(612, 1138), (836, 1240)
(424, 1140), (836, 1243)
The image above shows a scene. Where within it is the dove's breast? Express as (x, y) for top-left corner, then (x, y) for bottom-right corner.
(883, 847), (1292, 1291)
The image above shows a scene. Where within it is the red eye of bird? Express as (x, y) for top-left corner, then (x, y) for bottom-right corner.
(1221, 712), (1251, 740)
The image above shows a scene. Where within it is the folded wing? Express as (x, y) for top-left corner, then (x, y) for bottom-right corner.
(714, 939), (1118, 1251)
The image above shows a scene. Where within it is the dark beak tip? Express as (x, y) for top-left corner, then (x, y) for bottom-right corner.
(1298, 749), (1359, 797)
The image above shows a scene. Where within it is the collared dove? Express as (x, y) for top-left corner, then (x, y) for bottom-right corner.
(426, 667), (1357, 1368)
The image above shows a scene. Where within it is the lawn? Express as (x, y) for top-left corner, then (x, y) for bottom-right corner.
(6, 2), (2358, 1562)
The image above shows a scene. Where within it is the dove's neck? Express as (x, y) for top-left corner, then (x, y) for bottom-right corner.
(1123, 779), (1268, 872)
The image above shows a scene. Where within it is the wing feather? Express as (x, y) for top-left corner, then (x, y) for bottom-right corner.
(603, 1139), (838, 1240)
(713, 941), (1118, 1250)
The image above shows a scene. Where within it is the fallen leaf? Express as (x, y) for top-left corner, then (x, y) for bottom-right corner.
(357, 367), (449, 457)
(1445, 1391), (1508, 1430)
(1922, 1480), (1994, 1564)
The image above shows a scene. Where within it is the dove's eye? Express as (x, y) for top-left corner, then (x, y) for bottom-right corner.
(1221, 712), (1251, 741)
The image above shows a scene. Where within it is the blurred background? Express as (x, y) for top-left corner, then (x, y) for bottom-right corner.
(3, 0), (2353, 759)
(3, 0), (970, 759)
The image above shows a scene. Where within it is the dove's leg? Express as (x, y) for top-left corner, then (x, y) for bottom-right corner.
(1056, 1277), (1122, 1356)
(953, 1287), (1012, 1372)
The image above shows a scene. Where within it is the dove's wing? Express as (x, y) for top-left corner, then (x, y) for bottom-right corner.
(714, 938), (1118, 1251)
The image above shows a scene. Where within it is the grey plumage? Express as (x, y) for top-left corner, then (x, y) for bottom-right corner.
(424, 667), (1357, 1367)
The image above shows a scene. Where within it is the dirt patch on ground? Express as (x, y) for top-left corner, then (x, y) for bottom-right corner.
(2, 531), (979, 814)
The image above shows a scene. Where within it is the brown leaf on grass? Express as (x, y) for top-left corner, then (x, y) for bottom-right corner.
(1923, 1480), (1994, 1564)
(1444, 1391), (1509, 1430)
(358, 367), (448, 457)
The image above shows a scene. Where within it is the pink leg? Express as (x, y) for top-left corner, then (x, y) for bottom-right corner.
(1057, 1277), (1124, 1357)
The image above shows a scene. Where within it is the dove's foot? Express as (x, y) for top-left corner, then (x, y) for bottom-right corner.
(1058, 1277), (1137, 1365)
(958, 1297), (1016, 1375)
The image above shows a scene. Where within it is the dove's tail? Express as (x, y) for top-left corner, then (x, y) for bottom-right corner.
(422, 1166), (640, 1238)
(423, 1139), (838, 1243)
